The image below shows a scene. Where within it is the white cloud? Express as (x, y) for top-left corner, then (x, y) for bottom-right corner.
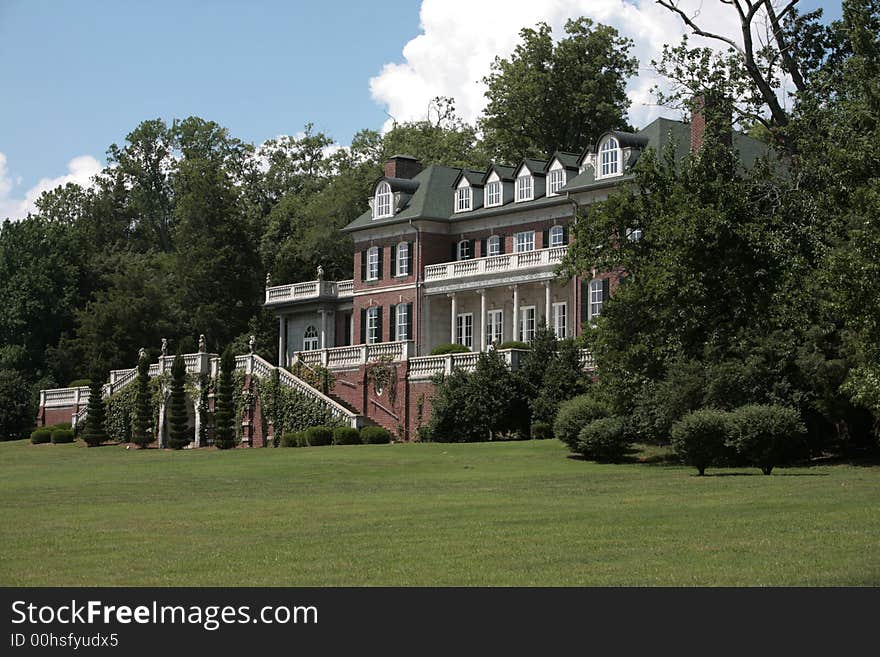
(0, 152), (102, 221)
(370, 0), (753, 133)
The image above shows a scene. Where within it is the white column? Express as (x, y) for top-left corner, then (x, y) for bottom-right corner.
(479, 289), (487, 352)
(194, 386), (202, 448)
(320, 309), (327, 349)
(278, 316), (286, 367)
(544, 281), (552, 330)
(450, 293), (458, 344)
(511, 285), (520, 342)
(422, 295), (431, 355)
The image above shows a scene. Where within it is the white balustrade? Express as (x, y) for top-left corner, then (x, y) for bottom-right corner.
(423, 246), (567, 283)
(265, 279), (355, 304)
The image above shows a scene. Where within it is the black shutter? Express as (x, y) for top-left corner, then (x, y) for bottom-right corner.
(469, 240), (475, 259)
(390, 244), (397, 277)
(406, 242), (413, 275)
(562, 225), (569, 245)
(377, 306), (384, 342)
(389, 304), (397, 342)
(499, 235), (506, 255)
(542, 228), (550, 249)
(360, 308), (367, 344)
(602, 277), (610, 301)
(480, 238), (487, 258)
(405, 303), (413, 340)
(451, 242), (458, 261)
(580, 280), (589, 323)
(360, 250), (367, 282)
(377, 247), (384, 280)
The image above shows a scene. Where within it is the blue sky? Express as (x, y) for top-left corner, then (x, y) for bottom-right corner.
(0, 0), (842, 218)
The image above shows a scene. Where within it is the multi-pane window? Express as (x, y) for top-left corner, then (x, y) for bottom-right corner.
(515, 230), (535, 253)
(366, 307), (380, 344)
(549, 225), (564, 247)
(457, 240), (471, 260)
(626, 227), (643, 242)
(589, 279), (605, 320)
(396, 304), (409, 342)
(548, 168), (566, 194)
(455, 186), (472, 212)
(486, 309), (503, 346)
(486, 181), (502, 206)
(366, 246), (380, 280)
(396, 242), (409, 276)
(516, 174), (533, 201)
(303, 325), (319, 351)
(374, 181), (392, 218)
(486, 235), (501, 257)
(600, 138), (620, 177)
(520, 306), (536, 343)
(552, 302), (567, 339)
(456, 313), (473, 349)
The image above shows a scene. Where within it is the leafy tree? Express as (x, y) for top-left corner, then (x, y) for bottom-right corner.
(132, 352), (152, 448)
(82, 372), (108, 447)
(166, 354), (190, 449)
(480, 18), (637, 161)
(0, 369), (33, 441)
(214, 347), (236, 449)
(531, 338), (588, 424)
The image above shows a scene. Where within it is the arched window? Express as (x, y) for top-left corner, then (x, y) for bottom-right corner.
(486, 235), (501, 257)
(549, 225), (564, 247)
(374, 181), (392, 218)
(303, 326), (319, 351)
(457, 240), (471, 260)
(599, 138), (620, 177)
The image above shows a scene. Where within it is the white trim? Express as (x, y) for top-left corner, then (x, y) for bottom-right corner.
(588, 278), (604, 321)
(519, 306), (536, 343)
(547, 166), (566, 196)
(598, 137), (621, 179)
(455, 183), (472, 213)
(353, 283), (417, 297)
(303, 325), (319, 351)
(395, 303), (410, 342)
(549, 225), (564, 247)
(486, 308), (503, 346)
(552, 302), (567, 339)
(366, 246), (380, 280)
(485, 180), (502, 207)
(514, 230), (535, 253)
(456, 312), (474, 349)
(366, 306), (380, 344)
(374, 181), (393, 218)
(515, 174), (533, 202)
(486, 235), (501, 257)
(457, 239), (472, 260)
(396, 241), (410, 276)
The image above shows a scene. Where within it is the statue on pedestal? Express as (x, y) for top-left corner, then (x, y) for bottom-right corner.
(198, 334), (207, 353)
(249, 335), (256, 354)
(161, 338), (168, 357)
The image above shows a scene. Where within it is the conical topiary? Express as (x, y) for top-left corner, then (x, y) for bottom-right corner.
(166, 353), (190, 449)
(214, 346), (236, 449)
(132, 353), (153, 448)
(82, 372), (108, 447)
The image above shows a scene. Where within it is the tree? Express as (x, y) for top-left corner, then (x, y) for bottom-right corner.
(132, 352), (152, 448)
(531, 338), (588, 425)
(166, 353), (190, 449)
(82, 372), (108, 447)
(214, 347), (236, 449)
(0, 369), (33, 441)
(479, 18), (637, 161)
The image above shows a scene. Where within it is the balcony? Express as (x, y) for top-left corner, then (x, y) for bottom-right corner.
(294, 341), (415, 369)
(265, 279), (354, 306)
(423, 246), (567, 287)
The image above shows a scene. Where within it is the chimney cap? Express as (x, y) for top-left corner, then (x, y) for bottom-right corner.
(386, 154), (420, 162)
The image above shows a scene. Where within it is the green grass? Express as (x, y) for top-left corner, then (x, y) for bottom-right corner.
(1, 438), (878, 586)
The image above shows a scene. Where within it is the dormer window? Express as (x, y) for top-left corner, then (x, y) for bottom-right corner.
(374, 181), (393, 218)
(455, 186), (472, 213)
(516, 174), (533, 202)
(599, 137), (620, 178)
(548, 168), (566, 195)
(486, 180), (502, 207)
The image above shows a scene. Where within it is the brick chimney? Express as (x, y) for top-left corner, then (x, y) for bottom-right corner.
(384, 155), (422, 179)
(689, 94), (732, 151)
(689, 95), (707, 152)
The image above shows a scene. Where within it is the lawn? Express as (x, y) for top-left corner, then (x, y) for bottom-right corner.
(1, 438), (878, 586)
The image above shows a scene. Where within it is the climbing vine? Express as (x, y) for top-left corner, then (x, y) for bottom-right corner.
(290, 361), (335, 395)
(366, 356), (397, 405)
(255, 375), (343, 444)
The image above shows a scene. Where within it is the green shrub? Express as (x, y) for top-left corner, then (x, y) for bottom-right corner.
(497, 341), (530, 350)
(48, 422), (72, 431)
(302, 425), (333, 447)
(361, 426), (392, 444)
(280, 432), (300, 447)
(577, 417), (629, 462)
(50, 428), (75, 444)
(333, 426), (361, 445)
(30, 429), (51, 444)
(68, 379), (90, 388)
(671, 409), (733, 475)
(728, 404), (806, 475)
(531, 422), (553, 440)
(553, 393), (610, 451)
(430, 343), (471, 355)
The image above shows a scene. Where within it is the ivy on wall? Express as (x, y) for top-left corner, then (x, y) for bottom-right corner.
(256, 374), (343, 444)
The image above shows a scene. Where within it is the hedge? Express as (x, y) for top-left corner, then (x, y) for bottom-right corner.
(360, 426), (392, 444)
(531, 422), (553, 440)
(430, 343), (471, 355)
(333, 426), (361, 445)
(279, 432), (300, 448)
(497, 341), (530, 350)
(302, 425), (333, 447)
(30, 429), (51, 444)
(51, 428), (75, 444)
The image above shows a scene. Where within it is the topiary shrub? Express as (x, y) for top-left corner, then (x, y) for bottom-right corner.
(30, 429), (51, 444)
(430, 343), (471, 355)
(302, 425), (333, 447)
(531, 421), (553, 440)
(497, 341), (530, 350)
(50, 428), (75, 444)
(728, 404), (806, 475)
(553, 393), (610, 451)
(671, 408), (732, 475)
(577, 417), (629, 462)
(333, 426), (361, 445)
(280, 432), (300, 447)
(360, 426), (392, 444)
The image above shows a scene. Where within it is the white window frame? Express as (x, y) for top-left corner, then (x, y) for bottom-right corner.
(552, 302), (567, 339)
(549, 225), (564, 248)
(303, 325), (319, 351)
(520, 306), (536, 343)
(548, 168), (566, 195)
(486, 180), (502, 207)
(456, 313), (473, 349)
(374, 181), (393, 218)
(589, 279), (604, 321)
(514, 230), (535, 253)
(455, 185), (472, 213)
(396, 241), (409, 276)
(626, 227), (643, 242)
(516, 174), (533, 202)
(599, 138), (620, 178)
(395, 304), (409, 342)
(486, 235), (501, 257)
(457, 240), (472, 261)
(366, 246), (380, 281)
(366, 307), (380, 345)
(486, 309), (503, 346)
